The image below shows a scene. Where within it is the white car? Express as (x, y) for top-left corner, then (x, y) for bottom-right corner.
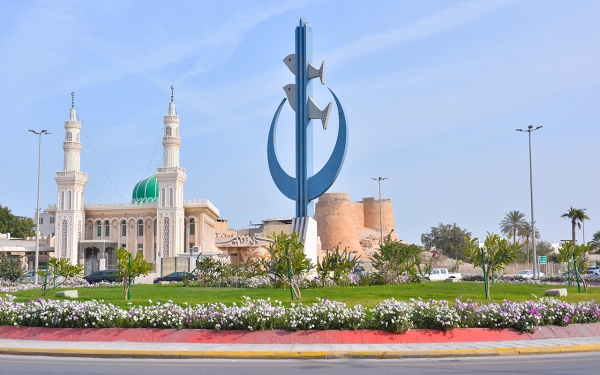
(515, 270), (545, 279)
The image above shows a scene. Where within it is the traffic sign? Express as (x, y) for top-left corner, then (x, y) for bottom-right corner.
(539, 256), (547, 265)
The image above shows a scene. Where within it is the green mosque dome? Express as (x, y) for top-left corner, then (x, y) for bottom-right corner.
(132, 175), (159, 203)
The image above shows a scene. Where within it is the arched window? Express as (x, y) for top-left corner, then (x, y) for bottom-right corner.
(189, 218), (195, 235)
(169, 188), (174, 207)
(66, 131), (72, 141)
(138, 219), (144, 236)
(121, 220), (127, 236)
(165, 126), (172, 136)
(161, 188), (165, 207)
(60, 191), (65, 210)
(68, 191), (72, 209)
(104, 220), (110, 237)
(154, 219), (157, 237)
(96, 220), (102, 237)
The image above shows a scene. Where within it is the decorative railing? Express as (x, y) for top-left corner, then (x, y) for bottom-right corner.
(84, 201), (158, 209)
(55, 171), (87, 178)
(156, 166), (186, 174)
(63, 141), (81, 147)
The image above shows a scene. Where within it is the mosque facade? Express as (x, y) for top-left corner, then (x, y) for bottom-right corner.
(47, 94), (220, 275)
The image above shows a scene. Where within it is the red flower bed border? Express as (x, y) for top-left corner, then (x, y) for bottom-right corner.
(1, 323), (599, 344)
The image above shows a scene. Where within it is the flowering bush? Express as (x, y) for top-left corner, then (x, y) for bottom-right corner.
(2, 294), (599, 333)
(0, 278), (121, 293)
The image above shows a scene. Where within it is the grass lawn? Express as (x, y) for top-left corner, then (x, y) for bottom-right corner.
(8, 282), (600, 308)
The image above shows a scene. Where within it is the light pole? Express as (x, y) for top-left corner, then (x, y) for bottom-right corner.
(583, 208), (587, 244)
(516, 125), (542, 279)
(29, 129), (50, 285)
(371, 177), (387, 244)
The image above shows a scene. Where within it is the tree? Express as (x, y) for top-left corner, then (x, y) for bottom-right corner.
(499, 210), (527, 245)
(466, 233), (522, 299)
(370, 240), (425, 284)
(518, 222), (540, 263)
(116, 247), (152, 300)
(264, 232), (313, 300)
(557, 242), (590, 292)
(590, 231), (600, 254)
(421, 223), (471, 261)
(316, 247), (359, 286)
(561, 207), (590, 245)
(0, 204), (35, 238)
(535, 241), (555, 257)
(37, 258), (84, 296)
(0, 252), (26, 282)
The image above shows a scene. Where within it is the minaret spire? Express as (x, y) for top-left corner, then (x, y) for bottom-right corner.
(64, 92), (82, 172)
(163, 85), (180, 167)
(69, 92), (77, 121)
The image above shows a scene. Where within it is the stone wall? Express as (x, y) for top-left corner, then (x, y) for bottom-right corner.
(314, 193), (362, 254)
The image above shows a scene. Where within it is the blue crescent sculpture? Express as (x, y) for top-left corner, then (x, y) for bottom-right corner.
(267, 19), (348, 218)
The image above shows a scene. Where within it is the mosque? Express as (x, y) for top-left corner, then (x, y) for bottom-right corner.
(47, 92), (220, 276)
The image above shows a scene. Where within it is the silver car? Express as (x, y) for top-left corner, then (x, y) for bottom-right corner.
(515, 269), (545, 278)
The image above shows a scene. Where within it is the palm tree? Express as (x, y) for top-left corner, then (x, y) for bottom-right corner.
(590, 231), (600, 254)
(518, 222), (540, 263)
(499, 211), (527, 245)
(561, 207), (590, 245)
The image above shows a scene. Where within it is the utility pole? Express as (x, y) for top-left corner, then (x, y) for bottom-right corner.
(29, 129), (50, 285)
(516, 125), (542, 279)
(371, 177), (387, 244)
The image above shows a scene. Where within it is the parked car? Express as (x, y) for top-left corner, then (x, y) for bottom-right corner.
(153, 272), (196, 284)
(424, 268), (461, 281)
(584, 267), (600, 275)
(24, 270), (36, 283)
(515, 269), (545, 279)
(353, 266), (366, 275)
(83, 270), (119, 284)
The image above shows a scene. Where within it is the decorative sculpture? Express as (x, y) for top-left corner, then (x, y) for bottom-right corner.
(267, 19), (348, 218)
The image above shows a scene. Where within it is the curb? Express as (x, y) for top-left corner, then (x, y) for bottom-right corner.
(1, 344), (600, 359)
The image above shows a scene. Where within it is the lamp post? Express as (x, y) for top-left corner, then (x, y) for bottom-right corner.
(29, 129), (50, 285)
(516, 125), (542, 279)
(371, 177), (387, 244)
(583, 208), (587, 244)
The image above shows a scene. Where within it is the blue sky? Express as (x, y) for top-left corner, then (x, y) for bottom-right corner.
(1, 0), (599, 244)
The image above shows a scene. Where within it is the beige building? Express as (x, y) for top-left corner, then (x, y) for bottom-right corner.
(46, 93), (220, 275)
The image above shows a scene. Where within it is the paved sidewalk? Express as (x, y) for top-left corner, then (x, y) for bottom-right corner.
(1, 336), (600, 359)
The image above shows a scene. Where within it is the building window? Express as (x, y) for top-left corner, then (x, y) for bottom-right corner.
(165, 126), (172, 136)
(138, 244), (143, 254)
(50, 217), (55, 224)
(189, 218), (195, 235)
(161, 188), (165, 207)
(189, 243), (195, 253)
(60, 192), (65, 210)
(138, 219), (144, 236)
(68, 191), (72, 209)
(96, 221), (101, 237)
(104, 220), (110, 237)
(154, 219), (157, 236)
(39, 217), (43, 224)
(66, 131), (72, 141)
(169, 188), (174, 207)
(121, 244), (126, 249)
(121, 220), (127, 236)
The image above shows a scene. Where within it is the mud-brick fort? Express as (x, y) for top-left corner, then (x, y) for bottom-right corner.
(315, 193), (398, 259)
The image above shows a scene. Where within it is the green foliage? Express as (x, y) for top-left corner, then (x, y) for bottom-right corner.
(370, 239), (425, 284)
(316, 247), (359, 286)
(0, 252), (26, 282)
(37, 257), (84, 295)
(421, 223), (471, 261)
(0, 204), (35, 238)
(466, 233), (522, 299)
(116, 247), (153, 300)
(499, 210), (527, 245)
(557, 242), (590, 292)
(561, 207), (590, 244)
(589, 231), (600, 254)
(263, 231), (313, 299)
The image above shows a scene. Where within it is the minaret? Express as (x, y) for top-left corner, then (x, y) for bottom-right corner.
(55, 92), (88, 265)
(156, 86), (187, 262)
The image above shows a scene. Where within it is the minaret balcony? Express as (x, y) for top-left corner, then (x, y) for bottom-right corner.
(63, 141), (82, 147)
(55, 171), (87, 178)
(163, 115), (180, 123)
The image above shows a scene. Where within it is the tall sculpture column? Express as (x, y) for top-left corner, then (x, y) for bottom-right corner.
(267, 19), (349, 262)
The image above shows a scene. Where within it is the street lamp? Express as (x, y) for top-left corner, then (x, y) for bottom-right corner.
(371, 177), (387, 244)
(29, 129), (50, 285)
(583, 208), (587, 244)
(516, 125), (542, 279)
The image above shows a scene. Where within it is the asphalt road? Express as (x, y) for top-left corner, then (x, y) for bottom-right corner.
(0, 353), (599, 375)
